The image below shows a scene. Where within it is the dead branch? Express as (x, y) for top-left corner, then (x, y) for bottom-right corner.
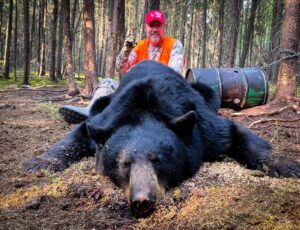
(1, 87), (67, 93)
(231, 106), (290, 117)
(285, 95), (300, 103)
(250, 124), (300, 129)
(39, 96), (81, 102)
(32, 88), (68, 92)
(248, 118), (300, 128)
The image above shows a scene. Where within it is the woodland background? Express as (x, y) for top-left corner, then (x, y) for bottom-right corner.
(0, 0), (299, 98)
(0, 1), (300, 229)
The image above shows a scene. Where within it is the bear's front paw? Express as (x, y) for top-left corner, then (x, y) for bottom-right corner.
(24, 155), (68, 173)
(262, 156), (300, 178)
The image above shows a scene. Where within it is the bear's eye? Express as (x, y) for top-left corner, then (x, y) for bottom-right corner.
(123, 160), (131, 168)
(149, 154), (160, 166)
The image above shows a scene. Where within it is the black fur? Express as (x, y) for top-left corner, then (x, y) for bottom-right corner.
(25, 60), (300, 184)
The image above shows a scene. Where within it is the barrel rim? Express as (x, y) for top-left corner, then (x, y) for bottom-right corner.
(236, 67), (249, 108)
(214, 68), (222, 98)
(258, 68), (269, 105)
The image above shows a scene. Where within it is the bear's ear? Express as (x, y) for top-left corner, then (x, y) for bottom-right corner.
(86, 122), (111, 145)
(169, 111), (197, 136)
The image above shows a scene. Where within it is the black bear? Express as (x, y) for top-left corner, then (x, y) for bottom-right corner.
(25, 60), (300, 217)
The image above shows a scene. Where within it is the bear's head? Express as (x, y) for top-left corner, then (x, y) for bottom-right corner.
(87, 111), (197, 217)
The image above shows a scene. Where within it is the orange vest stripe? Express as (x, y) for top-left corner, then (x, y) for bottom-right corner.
(133, 36), (176, 65)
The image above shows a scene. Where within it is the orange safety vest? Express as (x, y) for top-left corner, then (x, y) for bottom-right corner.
(133, 36), (176, 65)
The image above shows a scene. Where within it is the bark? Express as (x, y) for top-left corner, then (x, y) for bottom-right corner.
(49, 0), (58, 81)
(105, 0), (122, 77)
(186, 1), (194, 69)
(201, 0), (207, 68)
(225, 0), (242, 67)
(70, 0), (78, 72)
(0, 0), (4, 59)
(39, 0), (47, 77)
(62, 0), (79, 95)
(13, 0), (18, 80)
(77, 24), (82, 79)
(71, 0), (78, 34)
(240, 0), (259, 67)
(30, 0), (36, 59)
(145, 0), (160, 11)
(23, 0), (30, 85)
(3, 0), (13, 79)
(100, 0), (107, 75)
(56, 0), (64, 79)
(83, 0), (98, 97)
(118, 0), (125, 52)
(179, 0), (188, 48)
(213, 0), (225, 67)
(270, 0), (284, 82)
(37, 0), (43, 64)
(96, 0), (104, 76)
(274, 0), (299, 99)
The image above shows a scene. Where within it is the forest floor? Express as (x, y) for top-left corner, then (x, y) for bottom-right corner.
(0, 86), (299, 230)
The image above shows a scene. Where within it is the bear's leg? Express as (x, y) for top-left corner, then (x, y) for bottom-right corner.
(24, 122), (96, 172)
(59, 78), (118, 124)
(228, 123), (300, 177)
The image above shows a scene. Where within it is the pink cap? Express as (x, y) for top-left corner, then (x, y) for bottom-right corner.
(145, 10), (165, 25)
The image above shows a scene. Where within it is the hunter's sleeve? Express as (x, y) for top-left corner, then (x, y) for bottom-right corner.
(116, 49), (137, 75)
(168, 40), (184, 74)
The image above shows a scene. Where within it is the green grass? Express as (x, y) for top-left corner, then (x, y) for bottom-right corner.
(39, 101), (61, 120)
(0, 71), (100, 90)
(268, 81), (300, 97)
(0, 71), (298, 97)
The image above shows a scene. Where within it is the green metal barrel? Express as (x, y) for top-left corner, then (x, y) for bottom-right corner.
(186, 67), (268, 110)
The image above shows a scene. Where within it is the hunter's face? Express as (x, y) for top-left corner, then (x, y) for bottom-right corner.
(145, 21), (166, 46)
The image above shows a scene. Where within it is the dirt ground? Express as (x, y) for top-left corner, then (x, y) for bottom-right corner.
(0, 86), (299, 230)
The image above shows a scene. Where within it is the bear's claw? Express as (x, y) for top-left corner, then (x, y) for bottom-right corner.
(24, 155), (68, 173)
(262, 156), (300, 178)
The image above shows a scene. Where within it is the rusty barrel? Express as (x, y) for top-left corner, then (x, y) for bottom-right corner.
(186, 68), (268, 109)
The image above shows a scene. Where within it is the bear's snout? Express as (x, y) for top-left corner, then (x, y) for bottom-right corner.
(130, 192), (156, 218)
(128, 162), (162, 217)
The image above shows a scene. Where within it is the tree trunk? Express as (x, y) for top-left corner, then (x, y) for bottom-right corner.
(39, 0), (47, 77)
(13, 0), (18, 81)
(225, 0), (242, 67)
(179, 0), (188, 48)
(274, 0), (299, 99)
(186, 1), (194, 69)
(145, 0), (160, 11)
(270, 0), (284, 82)
(213, 0), (224, 67)
(100, 0), (107, 76)
(71, 0), (78, 35)
(70, 0), (78, 73)
(49, 0), (58, 81)
(240, 0), (259, 67)
(3, 0), (13, 79)
(105, 0), (123, 78)
(56, 0), (64, 79)
(30, 0), (36, 60)
(201, 0), (207, 68)
(62, 0), (79, 96)
(83, 0), (98, 97)
(37, 0), (43, 64)
(96, 0), (104, 76)
(118, 0), (125, 52)
(77, 24), (82, 79)
(23, 0), (30, 85)
(0, 0), (4, 59)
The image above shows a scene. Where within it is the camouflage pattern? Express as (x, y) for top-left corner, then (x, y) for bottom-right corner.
(116, 39), (184, 74)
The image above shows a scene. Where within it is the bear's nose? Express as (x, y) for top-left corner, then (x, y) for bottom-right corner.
(130, 193), (156, 218)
